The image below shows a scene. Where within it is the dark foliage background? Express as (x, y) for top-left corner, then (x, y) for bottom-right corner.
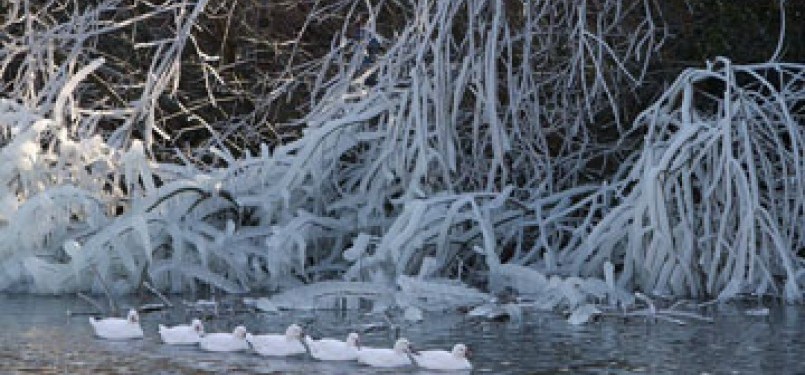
(2, 0), (800, 158)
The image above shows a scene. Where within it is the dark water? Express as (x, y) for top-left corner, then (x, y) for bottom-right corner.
(0, 294), (803, 374)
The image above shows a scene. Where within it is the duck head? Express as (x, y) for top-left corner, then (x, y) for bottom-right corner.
(394, 338), (413, 354)
(127, 309), (139, 324)
(233, 325), (248, 339)
(452, 343), (471, 359)
(346, 332), (360, 349)
(285, 324), (304, 339)
(191, 319), (205, 335)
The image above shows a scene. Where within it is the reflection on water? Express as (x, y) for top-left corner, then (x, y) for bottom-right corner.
(0, 294), (803, 374)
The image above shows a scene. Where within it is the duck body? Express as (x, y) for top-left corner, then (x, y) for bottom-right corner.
(199, 326), (249, 352)
(307, 332), (360, 361)
(159, 319), (204, 345)
(247, 334), (307, 356)
(246, 324), (307, 357)
(411, 344), (472, 371)
(89, 309), (144, 340)
(357, 338), (413, 368)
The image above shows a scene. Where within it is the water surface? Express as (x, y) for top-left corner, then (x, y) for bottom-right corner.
(0, 294), (802, 374)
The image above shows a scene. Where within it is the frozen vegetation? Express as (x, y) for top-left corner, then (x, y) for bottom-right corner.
(0, 0), (803, 321)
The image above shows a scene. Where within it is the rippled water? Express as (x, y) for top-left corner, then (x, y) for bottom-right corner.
(0, 294), (803, 374)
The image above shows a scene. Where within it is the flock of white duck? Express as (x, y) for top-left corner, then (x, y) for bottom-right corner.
(88, 309), (472, 371)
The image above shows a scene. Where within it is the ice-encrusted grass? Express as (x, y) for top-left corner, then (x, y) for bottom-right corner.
(0, 1), (802, 319)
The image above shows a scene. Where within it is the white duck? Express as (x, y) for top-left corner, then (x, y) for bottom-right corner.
(306, 332), (361, 361)
(89, 309), (144, 340)
(411, 343), (472, 371)
(199, 326), (250, 352)
(246, 324), (307, 357)
(158, 318), (205, 345)
(357, 338), (414, 368)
